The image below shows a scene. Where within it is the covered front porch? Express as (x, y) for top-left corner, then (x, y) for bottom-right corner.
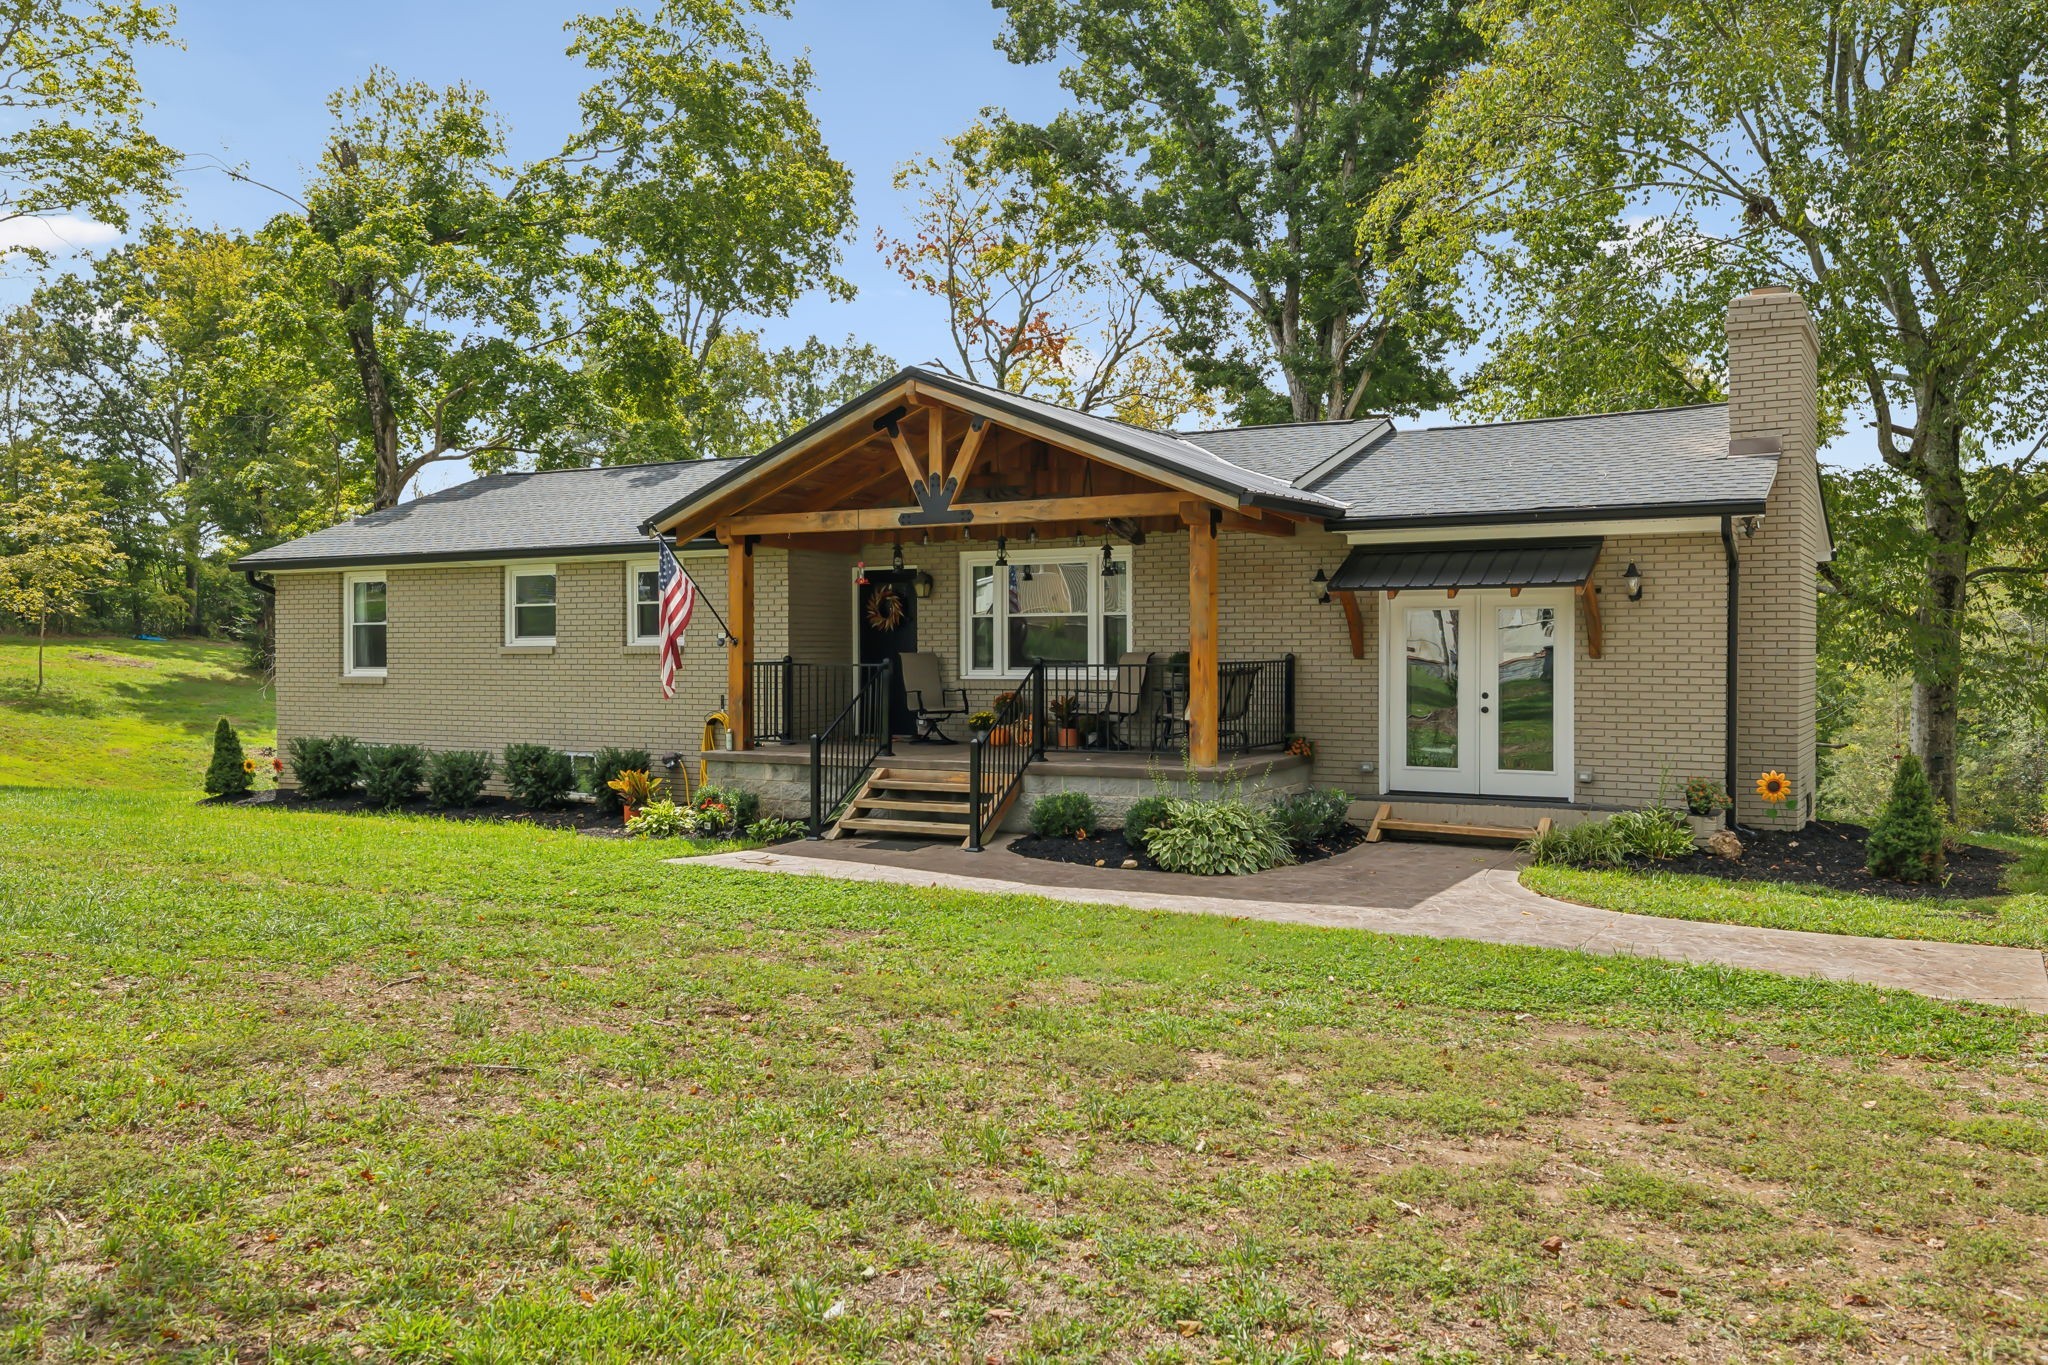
(645, 371), (1347, 843)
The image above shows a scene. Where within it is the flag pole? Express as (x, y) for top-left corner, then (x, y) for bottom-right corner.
(650, 533), (736, 645)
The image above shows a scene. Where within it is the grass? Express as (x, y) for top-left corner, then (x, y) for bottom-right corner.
(0, 635), (273, 790)
(4, 789), (2048, 1360)
(1526, 835), (2048, 949)
(5, 636), (2048, 1358)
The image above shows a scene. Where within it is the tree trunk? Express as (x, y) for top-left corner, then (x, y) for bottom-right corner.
(1913, 424), (1971, 816)
(35, 608), (46, 694)
(184, 523), (203, 636)
(341, 301), (404, 510)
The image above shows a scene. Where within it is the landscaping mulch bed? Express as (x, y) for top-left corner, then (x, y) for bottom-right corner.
(1010, 820), (1369, 872)
(217, 788), (633, 836)
(1646, 819), (2017, 901)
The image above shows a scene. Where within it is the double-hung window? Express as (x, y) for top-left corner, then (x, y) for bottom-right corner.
(343, 572), (386, 675)
(628, 560), (661, 645)
(963, 548), (1131, 676)
(506, 565), (557, 645)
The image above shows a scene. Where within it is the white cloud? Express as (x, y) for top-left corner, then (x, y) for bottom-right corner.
(0, 214), (122, 254)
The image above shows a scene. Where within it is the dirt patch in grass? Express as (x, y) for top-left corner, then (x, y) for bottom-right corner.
(1646, 819), (2017, 900)
(74, 651), (157, 668)
(1011, 821), (1369, 872)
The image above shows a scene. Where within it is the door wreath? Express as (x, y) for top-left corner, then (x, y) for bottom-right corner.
(864, 585), (905, 633)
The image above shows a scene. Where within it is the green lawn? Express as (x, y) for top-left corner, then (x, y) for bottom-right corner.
(0, 635), (273, 789)
(5, 639), (2048, 1358)
(1525, 835), (2048, 949)
(4, 790), (2048, 1360)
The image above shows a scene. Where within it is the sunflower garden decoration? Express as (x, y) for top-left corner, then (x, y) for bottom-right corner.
(1755, 770), (1796, 827)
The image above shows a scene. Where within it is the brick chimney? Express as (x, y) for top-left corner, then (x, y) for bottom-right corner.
(1726, 285), (1825, 827)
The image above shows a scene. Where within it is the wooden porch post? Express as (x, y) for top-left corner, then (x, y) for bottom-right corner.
(725, 533), (754, 747)
(1186, 508), (1220, 767)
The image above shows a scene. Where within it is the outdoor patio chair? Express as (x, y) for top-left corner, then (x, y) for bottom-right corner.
(898, 651), (968, 743)
(1100, 651), (1154, 749)
(1152, 661), (1260, 755)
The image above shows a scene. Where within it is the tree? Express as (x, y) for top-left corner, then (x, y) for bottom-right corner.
(989, 0), (1481, 424)
(1865, 752), (1944, 883)
(0, 453), (121, 692)
(1377, 0), (2048, 812)
(0, 0), (178, 256)
(686, 332), (898, 461)
(560, 0), (856, 461)
(203, 717), (249, 797)
(881, 125), (1212, 428)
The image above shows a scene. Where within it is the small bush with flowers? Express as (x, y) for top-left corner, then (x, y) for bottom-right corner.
(626, 799), (693, 839)
(689, 784), (760, 836)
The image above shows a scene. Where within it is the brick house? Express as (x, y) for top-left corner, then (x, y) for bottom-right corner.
(238, 287), (1828, 842)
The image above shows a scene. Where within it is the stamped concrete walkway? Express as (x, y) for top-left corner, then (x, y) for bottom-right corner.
(684, 837), (2048, 1013)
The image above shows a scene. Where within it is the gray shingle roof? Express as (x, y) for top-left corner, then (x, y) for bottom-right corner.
(1180, 418), (1388, 486)
(1308, 404), (1775, 527)
(234, 459), (740, 571)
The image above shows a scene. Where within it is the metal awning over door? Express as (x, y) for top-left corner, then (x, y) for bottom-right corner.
(1328, 538), (1603, 594)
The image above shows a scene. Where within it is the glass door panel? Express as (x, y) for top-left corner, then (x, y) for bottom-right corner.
(1389, 603), (1475, 792)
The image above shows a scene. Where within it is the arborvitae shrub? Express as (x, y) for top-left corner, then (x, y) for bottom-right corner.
(1866, 753), (1945, 883)
(203, 718), (250, 797)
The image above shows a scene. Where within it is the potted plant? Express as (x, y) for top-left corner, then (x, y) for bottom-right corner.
(1051, 694), (1081, 749)
(1683, 777), (1731, 817)
(967, 709), (998, 740)
(990, 690), (1021, 746)
(606, 768), (662, 823)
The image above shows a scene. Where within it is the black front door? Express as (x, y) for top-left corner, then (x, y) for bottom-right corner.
(856, 570), (919, 738)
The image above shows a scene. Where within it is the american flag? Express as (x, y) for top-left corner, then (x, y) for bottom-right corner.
(657, 538), (695, 699)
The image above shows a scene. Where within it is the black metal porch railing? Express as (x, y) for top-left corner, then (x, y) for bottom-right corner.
(1027, 653), (1295, 757)
(966, 659), (1045, 851)
(806, 660), (893, 838)
(751, 656), (866, 747)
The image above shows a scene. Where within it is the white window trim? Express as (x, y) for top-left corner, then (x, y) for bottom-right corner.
(504, 562), (559, 647)
(958, 546), (1132, 679)
(342, 570), (387, 677)
(625, 557), (661, 646)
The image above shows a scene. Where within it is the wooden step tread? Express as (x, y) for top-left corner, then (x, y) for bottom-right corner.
(852, 797), (978, 814)
(1366, 803), (1548, 846)
(836, 817), (972, 837)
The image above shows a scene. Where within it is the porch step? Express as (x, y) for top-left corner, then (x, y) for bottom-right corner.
(1366, 803), (1551, 847)
(827, 766), (991, 846)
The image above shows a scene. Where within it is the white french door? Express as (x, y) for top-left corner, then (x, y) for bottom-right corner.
(1381, 589), (1575, 800)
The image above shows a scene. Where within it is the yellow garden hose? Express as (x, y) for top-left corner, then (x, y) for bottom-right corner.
(697, 710), (731, 793)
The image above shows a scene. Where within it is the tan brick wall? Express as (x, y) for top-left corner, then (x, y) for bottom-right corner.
(274, 555), (732, 789)
(1727, 287), (1823, 827)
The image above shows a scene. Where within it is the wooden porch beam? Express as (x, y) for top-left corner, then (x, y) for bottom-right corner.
(1337, 590), (1366, 660)
(1187, 510), (1220, 767)
(1578, 582), (1604, 659)
(721, 490), (1209, 538)
(725, 536), (754, 747)
(947, 416), (990, 490)
(887, 423), (925, 497)
(926, 406), (946, 483)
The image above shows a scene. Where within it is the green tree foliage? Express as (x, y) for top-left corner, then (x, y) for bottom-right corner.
(203, 717), (249, 797)
(0, 0), (179, 254)
(1865, 753), (1945, 884)
(989, 0), (1481, 424)
(882, 124), (1214, 428)
(684, 331), (897, 462)
(1377, 0), (2048, 811)
(0, 452), (121, 691)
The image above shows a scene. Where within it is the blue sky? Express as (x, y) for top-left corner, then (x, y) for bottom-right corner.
(17, 0), (1876, 483)
(112, 0), (1066, 377)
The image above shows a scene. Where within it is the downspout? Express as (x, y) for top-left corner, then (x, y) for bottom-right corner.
(242, 569), (275, 600)
(1720, 516), (1740, 832)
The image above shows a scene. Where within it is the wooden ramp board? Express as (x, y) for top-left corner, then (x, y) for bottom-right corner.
(1367, 803), (1550, 847)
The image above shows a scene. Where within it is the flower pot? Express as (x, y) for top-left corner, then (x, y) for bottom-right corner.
(623, 804), (639, 823)
(1058, 726), (1080, 749)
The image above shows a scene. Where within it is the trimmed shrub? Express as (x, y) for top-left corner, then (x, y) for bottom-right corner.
(1144, 798), (1294, 876)
(1523, 818), (1628, 869)
(692, 785), (759, 832)
(360, 744), (428, 810)
(1269, 787), (1350, 847)
(1030, 790), (1098, 839)
(203, 718), (251, 797)
(425, 750), (493, 808)
(1120, 795), (1173, 851)
(586, 746), (654, 815)
(1610, 807), (1697, 860)
(287, 735), (364, 799)
(504, 744), (576, 809)
(1867, 753), (1945, 884)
